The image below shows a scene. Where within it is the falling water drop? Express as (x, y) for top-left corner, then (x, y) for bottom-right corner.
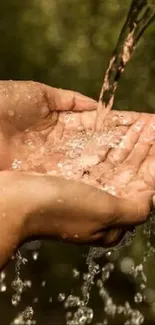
(72, 268), (80, 279)
(58, 293), (66, 302)
(0, 284), (6, 292)
(32, 251), (39, 261)
(134, 293), (143, 304)
(12, 294), (21, 306)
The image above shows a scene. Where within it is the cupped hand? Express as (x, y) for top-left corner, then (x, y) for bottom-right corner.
(42, 109), (155, 245)
(0, 80), (155, 251)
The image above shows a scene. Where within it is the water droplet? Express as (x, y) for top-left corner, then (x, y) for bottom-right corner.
(0, 284), (6, 292)
(12, 294), (21, 306)
(133, 121), (143, 132)
(12, 277), (25, 293)
(49, 297), (52, 303)
(8, 110), (14, 117)
(104, 302), (116, 317)
(32, 251), (39, 260)
(11, 159), (22, 170)
(120, 257), (134, 274)
(117, 306), (124, 314)
(25, 139), (33, 146)
(140, 283), (146, 291)
(41, 281), (46, 287)
(58, 293), (66, 302)
(105, 251), (112, 258)
(25, 280), (32, 288)
(124, 301), (132, 316)
(99, 288), (108, 300)
(83, 273), (91, 281)
(104, 263), (114, 272)
(57, 198), (64, 204)
(134, 292), (143, 303)
(66, 311), (72, 320)
(65, 295), (81, 308)
(102, 270), (110, 282)
(102, 185), (116, 195)
(96, 279), (103, 288)
(22, 306), (34, 321)
(72, 268), (80, 279)
(103, 320), (108, 325)
(0, 272), (5, 280)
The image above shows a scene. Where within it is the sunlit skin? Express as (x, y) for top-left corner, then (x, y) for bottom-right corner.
(0, 80), (155, 269)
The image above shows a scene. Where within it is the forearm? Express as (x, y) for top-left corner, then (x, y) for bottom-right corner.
(0, 171), (134, 244)
(0, 171), (144, 270)
(0, 171), (122, 237)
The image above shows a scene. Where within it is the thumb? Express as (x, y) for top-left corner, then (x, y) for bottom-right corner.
(118, 191), (154, 226)
(43, 85), (97, 112)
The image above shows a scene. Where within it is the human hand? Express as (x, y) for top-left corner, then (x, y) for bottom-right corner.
(40, 108), (155, 246)
(0, 81), (154, 269)
(35, 108), (155, 245)
(2, 81), (154, 244)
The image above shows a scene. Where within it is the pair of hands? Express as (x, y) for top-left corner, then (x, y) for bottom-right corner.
(0, 80), (155, 268)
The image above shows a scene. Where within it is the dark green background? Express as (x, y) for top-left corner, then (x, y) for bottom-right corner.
(1, 0), (155, 324)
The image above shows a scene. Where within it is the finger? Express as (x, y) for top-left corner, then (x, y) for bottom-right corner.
(44, 86), (97, 112)
(61, 110), (136, 132)
(101, 228), (125, 247)
(138, 141), (155, 187)
(148, 141), (155, 158)
(148, 140), (155, 156)
(107, 114), (149, 165)
(98, 126), (128, 161)
(80, 110), (140, 130)
(124, 142), (151, 171)
(106, 110), (141, 126)
(90, 228), (125, 248)
(137, 125), (155, 177)
(124, 116), (155, 170)
(81, 110), (141, 130)
(116, 191), (153, 225)
(137, 115), (155, 144)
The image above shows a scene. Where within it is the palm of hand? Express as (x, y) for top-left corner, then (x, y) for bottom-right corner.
(10, 109), (155, 203)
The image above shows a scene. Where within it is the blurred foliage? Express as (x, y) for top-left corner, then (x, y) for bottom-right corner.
(1, 0), (155, 111)
(1, 0), (155, 324)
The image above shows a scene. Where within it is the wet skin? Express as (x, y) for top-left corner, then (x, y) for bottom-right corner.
(0, 80), (155, 269)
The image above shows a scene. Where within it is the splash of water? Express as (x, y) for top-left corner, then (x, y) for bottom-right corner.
(11, 251), (35, 324)
(11, 306), (35, 325)
(11, 251), (27, 306)
(62, 208), (155, 325)
(0, 270), (6, 292)
(6, 212), (155, 325)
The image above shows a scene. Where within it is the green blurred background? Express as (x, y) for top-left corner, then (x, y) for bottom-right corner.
(1, 0), (155, 324)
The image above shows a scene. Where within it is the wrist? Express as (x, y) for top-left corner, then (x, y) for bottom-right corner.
(0, 172), (30, 267)
(0, 172), (57, 240)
